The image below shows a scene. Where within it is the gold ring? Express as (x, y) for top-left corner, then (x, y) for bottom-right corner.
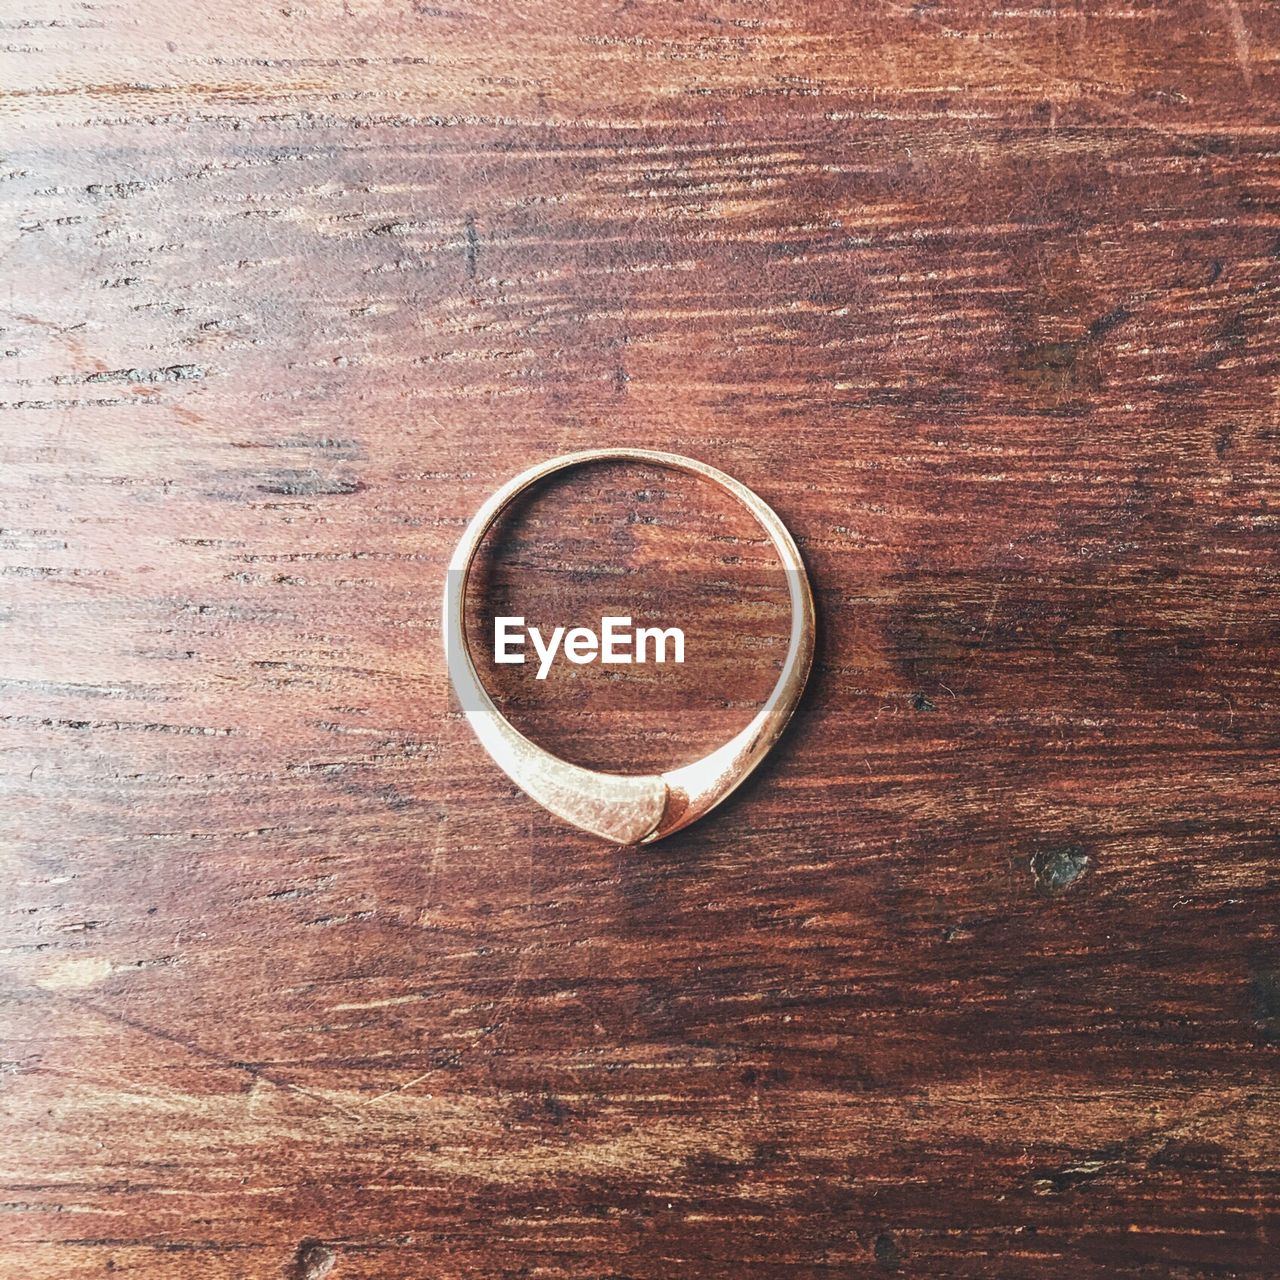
(443, 449), (815, 844)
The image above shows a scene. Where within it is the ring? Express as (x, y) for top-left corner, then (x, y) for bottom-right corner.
(443, 449), (815, 844)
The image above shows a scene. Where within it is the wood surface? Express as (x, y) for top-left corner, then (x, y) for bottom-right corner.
(2, 0), (1279, 1276)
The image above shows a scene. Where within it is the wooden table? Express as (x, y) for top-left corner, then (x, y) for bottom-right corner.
(3, 2), (1278, 1275)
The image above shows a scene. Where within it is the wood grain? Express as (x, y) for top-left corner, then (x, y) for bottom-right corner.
(2, 1), (1279, 1276)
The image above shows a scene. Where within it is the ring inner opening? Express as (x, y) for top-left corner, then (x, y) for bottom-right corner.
(464, 459), (793, 775)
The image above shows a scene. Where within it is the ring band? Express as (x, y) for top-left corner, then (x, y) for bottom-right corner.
(443, 449), (815, 844)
